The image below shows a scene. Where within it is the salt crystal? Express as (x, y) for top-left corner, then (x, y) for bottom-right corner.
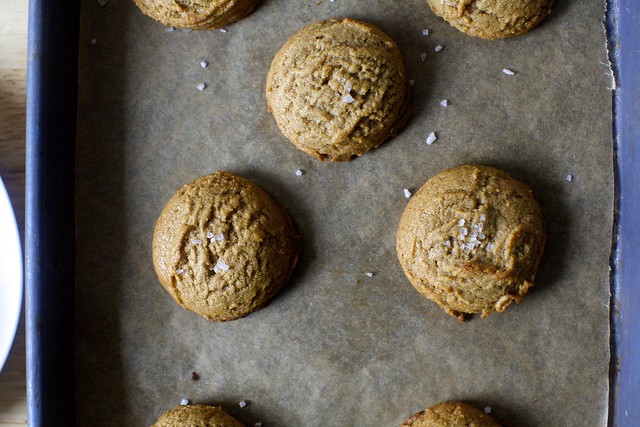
(200, 61), (208, 68)
(213, 258), (230, 273)
(479, 233), (485, 240)
(365, 272), (374, 278)
(182, 28), (193, 33)
(486, 242), (494, 251)
(344, 81), (352, 92)
(341, 94), (355, 104)
(502, 68), (515, 76)
(458, 218), (465, 227)
(192, 239), (202, 245)
(166, 27), (175, 32)
(219, 28), (228, 33)
(484, 407), (492, 414)
(425, 132), (437, 145)
(471, 224), (479, 231)
(403, 188), (412, 198)
(420, 52), (427, 62)
(459, 227), (468, 236)
(239, 400), (247, 408)
(443, 240), (451, 247)
(90, 38), (97, 46)
(181, 398), (189, 406)
(197, 83), (206, 91)
(295, 169), (304, 176)
(409, 80), (415, 86)
(255, 423), (263, 427)
(215, 232), (224, 242)
(206, 231), (214, 239)
(97, 0), (108, 6)
(176, 268), (184, 274)
(440, 99), (448, 107)
(334, 92), (340, 98)
(565, 174), (573, 182)
(480, 213), (486, 221)
(422, 29), (429, 36)
(435, 45), (443, 52)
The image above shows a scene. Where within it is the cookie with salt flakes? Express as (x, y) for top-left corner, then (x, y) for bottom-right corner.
(266, 18), (411, 162)
(133, 0), (260, 30)
(426, 0), (554, 40)
(396, 165), (545, 320)
(402, 401), (502, 427)
(152, 404), (245, 427)
(152, 172), (300, 322)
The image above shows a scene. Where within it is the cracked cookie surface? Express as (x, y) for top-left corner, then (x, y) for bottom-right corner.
(402, 402), (502, 427)
(426, 0), (554, 39)
(396, 165), (545, 320)
(152, 172), (300, 321)
(266, 18), (411, 162)
(134, 0), (260, 30)
(152, 404), (245, 427)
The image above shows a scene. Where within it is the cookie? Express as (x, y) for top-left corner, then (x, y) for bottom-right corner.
(152, 172), (300, 321)
(402, 402), (502, 427)
(266, 18), (411, 162)
(133, 0), (260, 30)
(152, 404), (245, 427)
(426, 0), (554, 39)
(396, 165), (545, 320)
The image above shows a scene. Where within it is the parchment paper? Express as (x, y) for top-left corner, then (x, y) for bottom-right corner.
(75, 0), (614, 425)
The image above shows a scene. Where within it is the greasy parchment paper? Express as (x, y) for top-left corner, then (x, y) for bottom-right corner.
(75, 0), (613, 425)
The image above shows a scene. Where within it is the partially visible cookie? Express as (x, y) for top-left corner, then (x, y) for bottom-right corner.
(152, 172), (300, 321)
(402, 402), (502, 427)
(266, 18), (411, 162)
(133, 0), (261, 30)
(426, 0), (554, 39)
(396, 165), (545, 320)
(152, 404), (245, 427)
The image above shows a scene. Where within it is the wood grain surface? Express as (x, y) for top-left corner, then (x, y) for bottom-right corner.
(0, 0), (28, 425)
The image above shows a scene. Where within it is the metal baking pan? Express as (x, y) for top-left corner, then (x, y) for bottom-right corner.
(25, 0), (639, 425)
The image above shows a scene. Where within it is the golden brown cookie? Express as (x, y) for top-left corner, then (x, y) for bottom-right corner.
(266, 18), (411, 162)
(133, 0), (261, 30)
(152, 404), (245, 427)
(152, 172), (300, 321)
(396, 165), (545, 320)
(402, 402), (502, 427)
(426, 0), (554, 39)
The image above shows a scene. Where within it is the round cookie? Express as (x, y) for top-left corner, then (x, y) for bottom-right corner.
(426, 0), (554, 39)
(396, 165), (545, 320)
(266, 18), (411, 162)
(134, 0), (261, 30)
(152, 172), (300, 321)
(152, 404), (245, 427)
(402, 402), (502, 427)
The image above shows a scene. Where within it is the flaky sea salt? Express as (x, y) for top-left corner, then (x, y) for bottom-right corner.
(344, 81), (353, 93)
(97, 0), (108, 6)
(458, 218), (465, 226)
(342, 94), (355, 104)
(365, 272), (374, 278)
(426, 132), (437, 145)
(480, 213), (486, 221)
(219, 28), (228, 33)
(206, 231), (214, 239)
(435, 45), (443, 52)
(213, 258), (230, 273)
(459, 227), (468, 236)
(90, 38), (97, 46)
(200, 61), (208, 68)
(166, 27), (175, 32)
(484, 407), (492, 414)
(403, 188), (412, 199)
(486, 242), (495, 251)
(295, 169), (304, 176)
(182, 28), (193, 33)
(502, 68), (515, 76)
(254, 423), (263, 427)
(239, 401), (247, 408)
(422, 29), (430, 36)
(565, 174), (573, 182)
(215, 232), (224, 242)
(197, 83), (206, 91)
(420, 52), (427, 62)
(181, 398), (189, 406)
(440, 99), (448, 107)
(176, 268), (184, 275)
(443, 240), (451, 247)
(192, 239), (202, 245)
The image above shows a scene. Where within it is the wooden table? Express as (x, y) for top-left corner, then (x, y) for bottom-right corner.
(0, 0), (28, 425)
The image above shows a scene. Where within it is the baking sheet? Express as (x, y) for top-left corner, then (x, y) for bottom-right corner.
(75, 0), (613, 425)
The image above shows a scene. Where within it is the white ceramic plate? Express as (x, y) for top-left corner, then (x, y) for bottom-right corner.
(0, 176), (22, 372)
